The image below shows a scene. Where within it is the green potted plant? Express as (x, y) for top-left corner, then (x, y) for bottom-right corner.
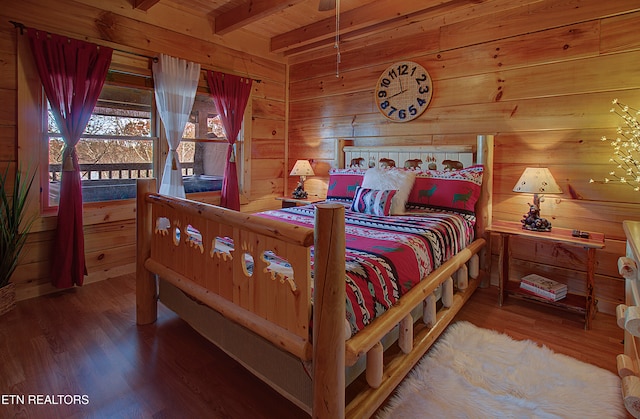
(0, 166), (35, 316)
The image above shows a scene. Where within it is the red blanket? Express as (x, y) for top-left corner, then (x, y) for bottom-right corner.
(257, 204), (475, 336)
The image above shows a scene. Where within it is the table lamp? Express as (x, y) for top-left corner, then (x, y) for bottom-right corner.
(513, 167), (562, 231)
(290, 160), (315, 199)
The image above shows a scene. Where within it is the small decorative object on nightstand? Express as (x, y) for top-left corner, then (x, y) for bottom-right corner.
(289, 160), (315, 199)
(513, 167), (563, 231)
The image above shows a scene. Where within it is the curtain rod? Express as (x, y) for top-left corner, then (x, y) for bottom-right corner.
(11, 20), (157, 62)
(9, 20), (261, 83)
(10, 20), (24, 35)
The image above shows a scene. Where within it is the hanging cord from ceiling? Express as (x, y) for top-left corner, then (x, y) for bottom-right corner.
(334, 0), (341, 78)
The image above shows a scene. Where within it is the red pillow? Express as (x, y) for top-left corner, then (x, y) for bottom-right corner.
(326, 169), (365, 201)
(406, 165), (484, 214)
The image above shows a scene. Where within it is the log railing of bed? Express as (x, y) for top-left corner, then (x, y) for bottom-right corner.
(136, 134), (494, 418)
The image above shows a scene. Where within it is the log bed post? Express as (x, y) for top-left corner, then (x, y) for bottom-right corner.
(136, 178), (157, 325)
(476, 134), (494, 288)
(313, 203), (346, 419)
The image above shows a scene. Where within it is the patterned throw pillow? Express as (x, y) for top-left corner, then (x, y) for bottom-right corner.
(350, 187), (397, 216)
(406, 165), (484, 214)
(326, 168), (365, 201)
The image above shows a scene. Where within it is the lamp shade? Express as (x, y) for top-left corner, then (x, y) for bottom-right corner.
(512, 167), (562, 194)
(290, 160), (315, 177)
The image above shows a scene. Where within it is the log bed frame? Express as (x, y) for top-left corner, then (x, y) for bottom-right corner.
(136, 134), (494, 418)
(617, 221), (640, 418)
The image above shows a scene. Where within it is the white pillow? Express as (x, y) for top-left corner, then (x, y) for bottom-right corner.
(361, 168), (416, 215)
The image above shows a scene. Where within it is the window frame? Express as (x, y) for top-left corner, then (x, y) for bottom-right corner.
(178, 93), (229, 179)
(157, 87), (252, 201)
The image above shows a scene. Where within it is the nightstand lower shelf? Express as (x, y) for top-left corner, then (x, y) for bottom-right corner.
(504, 280), (588, 316)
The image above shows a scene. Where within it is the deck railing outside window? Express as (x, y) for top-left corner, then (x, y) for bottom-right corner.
(47, 162), (216, 204)
(48, 162), (195, 182)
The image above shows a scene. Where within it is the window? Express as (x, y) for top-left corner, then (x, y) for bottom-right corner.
(47, 81), (155, 205)
(47, 82), (236, 203)
(19, 38), (249, 211)
(177, 94), (238, 194)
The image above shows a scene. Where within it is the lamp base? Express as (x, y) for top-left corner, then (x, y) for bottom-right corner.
(520, 202), (552, 232)
(292, 179), (308, 199)
(292, 189), (308, 199)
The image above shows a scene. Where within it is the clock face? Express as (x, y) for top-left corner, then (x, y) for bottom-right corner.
(375, 61), (433, 122)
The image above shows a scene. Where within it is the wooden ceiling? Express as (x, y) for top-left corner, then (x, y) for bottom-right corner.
(132, 0), (485, 57)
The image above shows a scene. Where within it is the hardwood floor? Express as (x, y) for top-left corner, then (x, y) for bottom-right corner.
(0, 274), (626, 418)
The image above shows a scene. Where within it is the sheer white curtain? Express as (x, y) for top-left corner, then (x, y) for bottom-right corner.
(152, 54), (201, 198)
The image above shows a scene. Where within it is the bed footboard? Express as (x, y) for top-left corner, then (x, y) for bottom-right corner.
(137, 179), (316, 361)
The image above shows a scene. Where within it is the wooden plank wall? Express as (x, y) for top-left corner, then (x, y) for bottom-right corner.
(288, 0), (640, 315)
(2, 0), (640, 316)
(0, 0), (287, 300)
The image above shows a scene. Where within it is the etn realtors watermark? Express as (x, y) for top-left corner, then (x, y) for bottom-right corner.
(2, 394), (89, 405)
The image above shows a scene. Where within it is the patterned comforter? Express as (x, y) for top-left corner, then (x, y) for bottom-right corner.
(257, 203), (475, 336)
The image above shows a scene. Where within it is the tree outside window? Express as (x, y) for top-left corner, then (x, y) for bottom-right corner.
(47, 83), (155, 204)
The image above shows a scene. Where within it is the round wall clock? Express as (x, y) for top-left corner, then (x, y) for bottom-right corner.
(374, 61), (433, 122)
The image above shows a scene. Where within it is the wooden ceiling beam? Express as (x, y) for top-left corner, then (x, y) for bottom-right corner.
(133, 0), (160, 12)
(271, 0), (475, 54)
(214, 0), (307, 36)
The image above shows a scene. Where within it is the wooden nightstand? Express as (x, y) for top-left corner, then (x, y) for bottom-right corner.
(276, 196), (322, 208)
(488, 220), (605, 329)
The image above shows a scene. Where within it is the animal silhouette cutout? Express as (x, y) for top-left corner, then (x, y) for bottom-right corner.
(379, 158), (396, 168)
(350, 157), (365, 168)
(442, 160), (463, 171)
(404, 159), (422, 169)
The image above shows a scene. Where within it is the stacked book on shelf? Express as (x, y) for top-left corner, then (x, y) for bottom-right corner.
(519, 274), (567, 301)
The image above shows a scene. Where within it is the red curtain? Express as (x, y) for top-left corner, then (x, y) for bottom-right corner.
(27, 28), (112, 288)
(206, 71), (253, 211)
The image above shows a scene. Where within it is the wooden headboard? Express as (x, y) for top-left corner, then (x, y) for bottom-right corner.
(342, 145), (474, 171)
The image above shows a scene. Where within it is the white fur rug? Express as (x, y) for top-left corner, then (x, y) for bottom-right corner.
(378, 321), (626, 418)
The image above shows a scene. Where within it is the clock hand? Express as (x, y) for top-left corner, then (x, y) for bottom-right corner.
(387, 88), (408, 99)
